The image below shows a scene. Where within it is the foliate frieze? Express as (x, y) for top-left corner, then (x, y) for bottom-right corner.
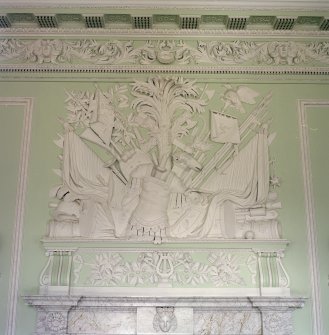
(1, 38), (329, 68)
(0, 39), (138, 65)
(71, 250), (252, 288)
(196, 41), (309, 65)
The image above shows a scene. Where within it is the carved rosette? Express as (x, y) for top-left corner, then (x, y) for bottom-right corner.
(263, 311), (293, 335)
(36, 310), (68, 334)
(46, 312), (67, 332)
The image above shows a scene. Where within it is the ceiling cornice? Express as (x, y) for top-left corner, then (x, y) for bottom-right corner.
(1, 0), (329, 11)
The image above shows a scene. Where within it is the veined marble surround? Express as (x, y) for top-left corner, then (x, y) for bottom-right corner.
(24, 295), (305, 335)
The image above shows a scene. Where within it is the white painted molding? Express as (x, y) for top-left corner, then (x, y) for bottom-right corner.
(1, 64), (329, 76)
(1, 0), (329, 10)
(1, 28), (329, 38)
(298, 99), (329, 335)
(2, 97), (33, 335)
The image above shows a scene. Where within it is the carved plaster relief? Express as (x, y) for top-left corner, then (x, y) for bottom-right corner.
(70, 251), (250, 288)
(46, 77), (282, 244)
(1, 39), (329, 67)
(37, 247), (290, 297)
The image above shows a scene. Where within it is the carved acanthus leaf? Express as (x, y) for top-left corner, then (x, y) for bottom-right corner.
(195, 40), (259, 64)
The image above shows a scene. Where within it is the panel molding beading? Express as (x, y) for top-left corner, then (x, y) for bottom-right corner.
(298, 99), (329, 335)
(1, 97), (34, 335)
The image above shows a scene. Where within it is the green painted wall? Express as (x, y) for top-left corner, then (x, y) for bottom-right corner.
(0, 79), (328, 335)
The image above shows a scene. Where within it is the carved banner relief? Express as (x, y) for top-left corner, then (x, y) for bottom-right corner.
(47, 77), (281, 244)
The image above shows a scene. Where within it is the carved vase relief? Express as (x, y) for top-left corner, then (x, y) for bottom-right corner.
(47, 77), (280, 244)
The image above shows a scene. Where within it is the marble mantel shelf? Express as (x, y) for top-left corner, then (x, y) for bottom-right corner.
(24, 295), (305, 308)
(24, 295), (306, 335)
